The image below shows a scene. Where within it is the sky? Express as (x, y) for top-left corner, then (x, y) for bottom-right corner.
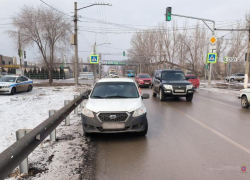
(0, 0), (249, 65)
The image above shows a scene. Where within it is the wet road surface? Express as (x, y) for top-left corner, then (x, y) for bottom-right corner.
(93, 89), (250, 180)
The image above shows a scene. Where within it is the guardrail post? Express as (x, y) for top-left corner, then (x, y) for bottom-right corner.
(80, 91), (84, 108)
(49, 110), (57, 141)
(16, 129), (32, 174)
(64, 100), (71, 125)
(74, 95), (79, 115)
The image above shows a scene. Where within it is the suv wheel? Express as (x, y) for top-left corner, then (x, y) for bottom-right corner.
(241, 95), (249, 108)
(159, 89), (165, 101)
(137, 121), (148, 136)
(230, 78), (234, 82)
(186, 95), (193, 101)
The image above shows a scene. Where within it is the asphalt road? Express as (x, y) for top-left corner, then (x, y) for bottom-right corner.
(93, 88), (250, 180)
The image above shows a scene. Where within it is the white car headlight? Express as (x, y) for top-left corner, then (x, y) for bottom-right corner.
(187, 85), (193, 89)
(82, 107), (94, 118)
(133, 106), (146, 117)
(163, 84), (172, 89)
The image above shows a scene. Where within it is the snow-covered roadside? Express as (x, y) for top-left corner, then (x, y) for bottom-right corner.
(199, 87), (240, 96)
(0, 86), (95, 180)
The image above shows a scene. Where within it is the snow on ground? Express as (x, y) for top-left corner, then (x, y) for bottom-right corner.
(0, 85), (93, 180)
(33, 78), (94, 85)
(199, 87), (240, 96)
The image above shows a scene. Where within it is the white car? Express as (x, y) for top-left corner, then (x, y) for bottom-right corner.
(238, 89), (250, 108)
(81, 78), (149, 136)
(0, 75), (33, 95)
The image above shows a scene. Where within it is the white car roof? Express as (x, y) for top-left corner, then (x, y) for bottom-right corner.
(98, 78), (134, 83)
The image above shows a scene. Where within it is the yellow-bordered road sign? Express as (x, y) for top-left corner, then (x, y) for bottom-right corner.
(90, 55), (99, 64)
(207, 53), (217, 63)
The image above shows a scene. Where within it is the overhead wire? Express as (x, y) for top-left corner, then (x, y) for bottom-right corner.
(39, 0), (72, 18)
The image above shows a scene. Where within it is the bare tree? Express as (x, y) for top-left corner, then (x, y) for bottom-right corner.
(9, 5), (72, 84)
(179, 24), (208, 73)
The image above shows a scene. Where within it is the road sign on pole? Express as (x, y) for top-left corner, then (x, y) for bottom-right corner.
(224, 57), (237, 62)
(207, 53), (217, 63)
(90, 55), (99, 64)
(205, 64), (208, 69)
(209, 36), (217, 44)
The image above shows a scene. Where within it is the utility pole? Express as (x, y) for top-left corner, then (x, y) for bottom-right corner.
(74, 2), (79, 85)
(18, 30), (23, 75)
(245, 27), (250, 88)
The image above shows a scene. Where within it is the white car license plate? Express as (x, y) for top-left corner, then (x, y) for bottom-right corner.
(175, 90), (185, 92)
(145, 83), (149, 84)
(102, 123), (125, 129)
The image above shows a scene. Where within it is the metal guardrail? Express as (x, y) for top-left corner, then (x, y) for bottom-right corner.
(0, 89), (91, 180)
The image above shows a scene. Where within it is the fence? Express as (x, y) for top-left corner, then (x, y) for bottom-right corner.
(25, 73), (65, 80)
(0, 90), (91, 180)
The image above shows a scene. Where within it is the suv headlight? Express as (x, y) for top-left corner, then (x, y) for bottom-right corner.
(132, 106), (146, 117)
(187, 85), (193, 89)
(82, 107), (94, 118)
(163, 84), (172, 89)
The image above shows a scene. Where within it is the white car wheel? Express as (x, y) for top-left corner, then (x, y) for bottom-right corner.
(241, 96), (249, 108)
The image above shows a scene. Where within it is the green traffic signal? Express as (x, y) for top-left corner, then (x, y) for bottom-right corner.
(167, 13), (171, 21)
(123, 51), (125, 56)
(166, 7), (172, 21)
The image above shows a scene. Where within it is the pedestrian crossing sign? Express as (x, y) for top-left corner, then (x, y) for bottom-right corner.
(90, 55), (99, 64)
(207, 53), (217, 63)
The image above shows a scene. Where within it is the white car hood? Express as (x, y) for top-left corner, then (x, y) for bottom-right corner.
(86, 98), (143, 113)
(240, 89), (250, 93)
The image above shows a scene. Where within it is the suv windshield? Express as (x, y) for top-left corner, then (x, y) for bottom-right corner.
(91, 82), (139, 99)
(161, 71), (185, 81)
(0, 76), (17, 82)
(139, 75), (150, 78)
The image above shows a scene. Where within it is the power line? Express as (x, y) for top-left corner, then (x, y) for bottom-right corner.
(39, 0), (72, 18)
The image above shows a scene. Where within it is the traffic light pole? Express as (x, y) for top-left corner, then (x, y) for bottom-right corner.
(99, 53), (101, 79)
(18, 30), (23, 75)
(171, 14), (215, 86)
(93, 42), (97, 85)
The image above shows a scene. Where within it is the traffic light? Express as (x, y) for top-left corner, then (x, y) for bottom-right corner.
(24, 51), (26, 59)
(123, 51), (125, 57)
(166, 7), (172, 21)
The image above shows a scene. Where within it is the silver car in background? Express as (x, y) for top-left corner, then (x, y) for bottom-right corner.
(225, 73), (245, 82)
(0, 75), (33, 95)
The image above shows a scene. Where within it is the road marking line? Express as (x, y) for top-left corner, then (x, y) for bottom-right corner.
(165, 102), (250, 155)
(196, 95), (241, 109)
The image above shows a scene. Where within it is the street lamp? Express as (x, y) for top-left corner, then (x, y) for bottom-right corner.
(73, 2), (112, 86)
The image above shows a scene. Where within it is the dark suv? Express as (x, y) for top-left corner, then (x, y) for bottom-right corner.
(152, 70), (194, 101)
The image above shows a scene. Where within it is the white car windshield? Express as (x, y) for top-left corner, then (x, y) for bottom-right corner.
(0, 77), (17, 82)
(91, 82), (139, 99)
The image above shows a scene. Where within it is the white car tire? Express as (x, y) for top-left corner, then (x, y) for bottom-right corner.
(241, 96), (249, 108)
